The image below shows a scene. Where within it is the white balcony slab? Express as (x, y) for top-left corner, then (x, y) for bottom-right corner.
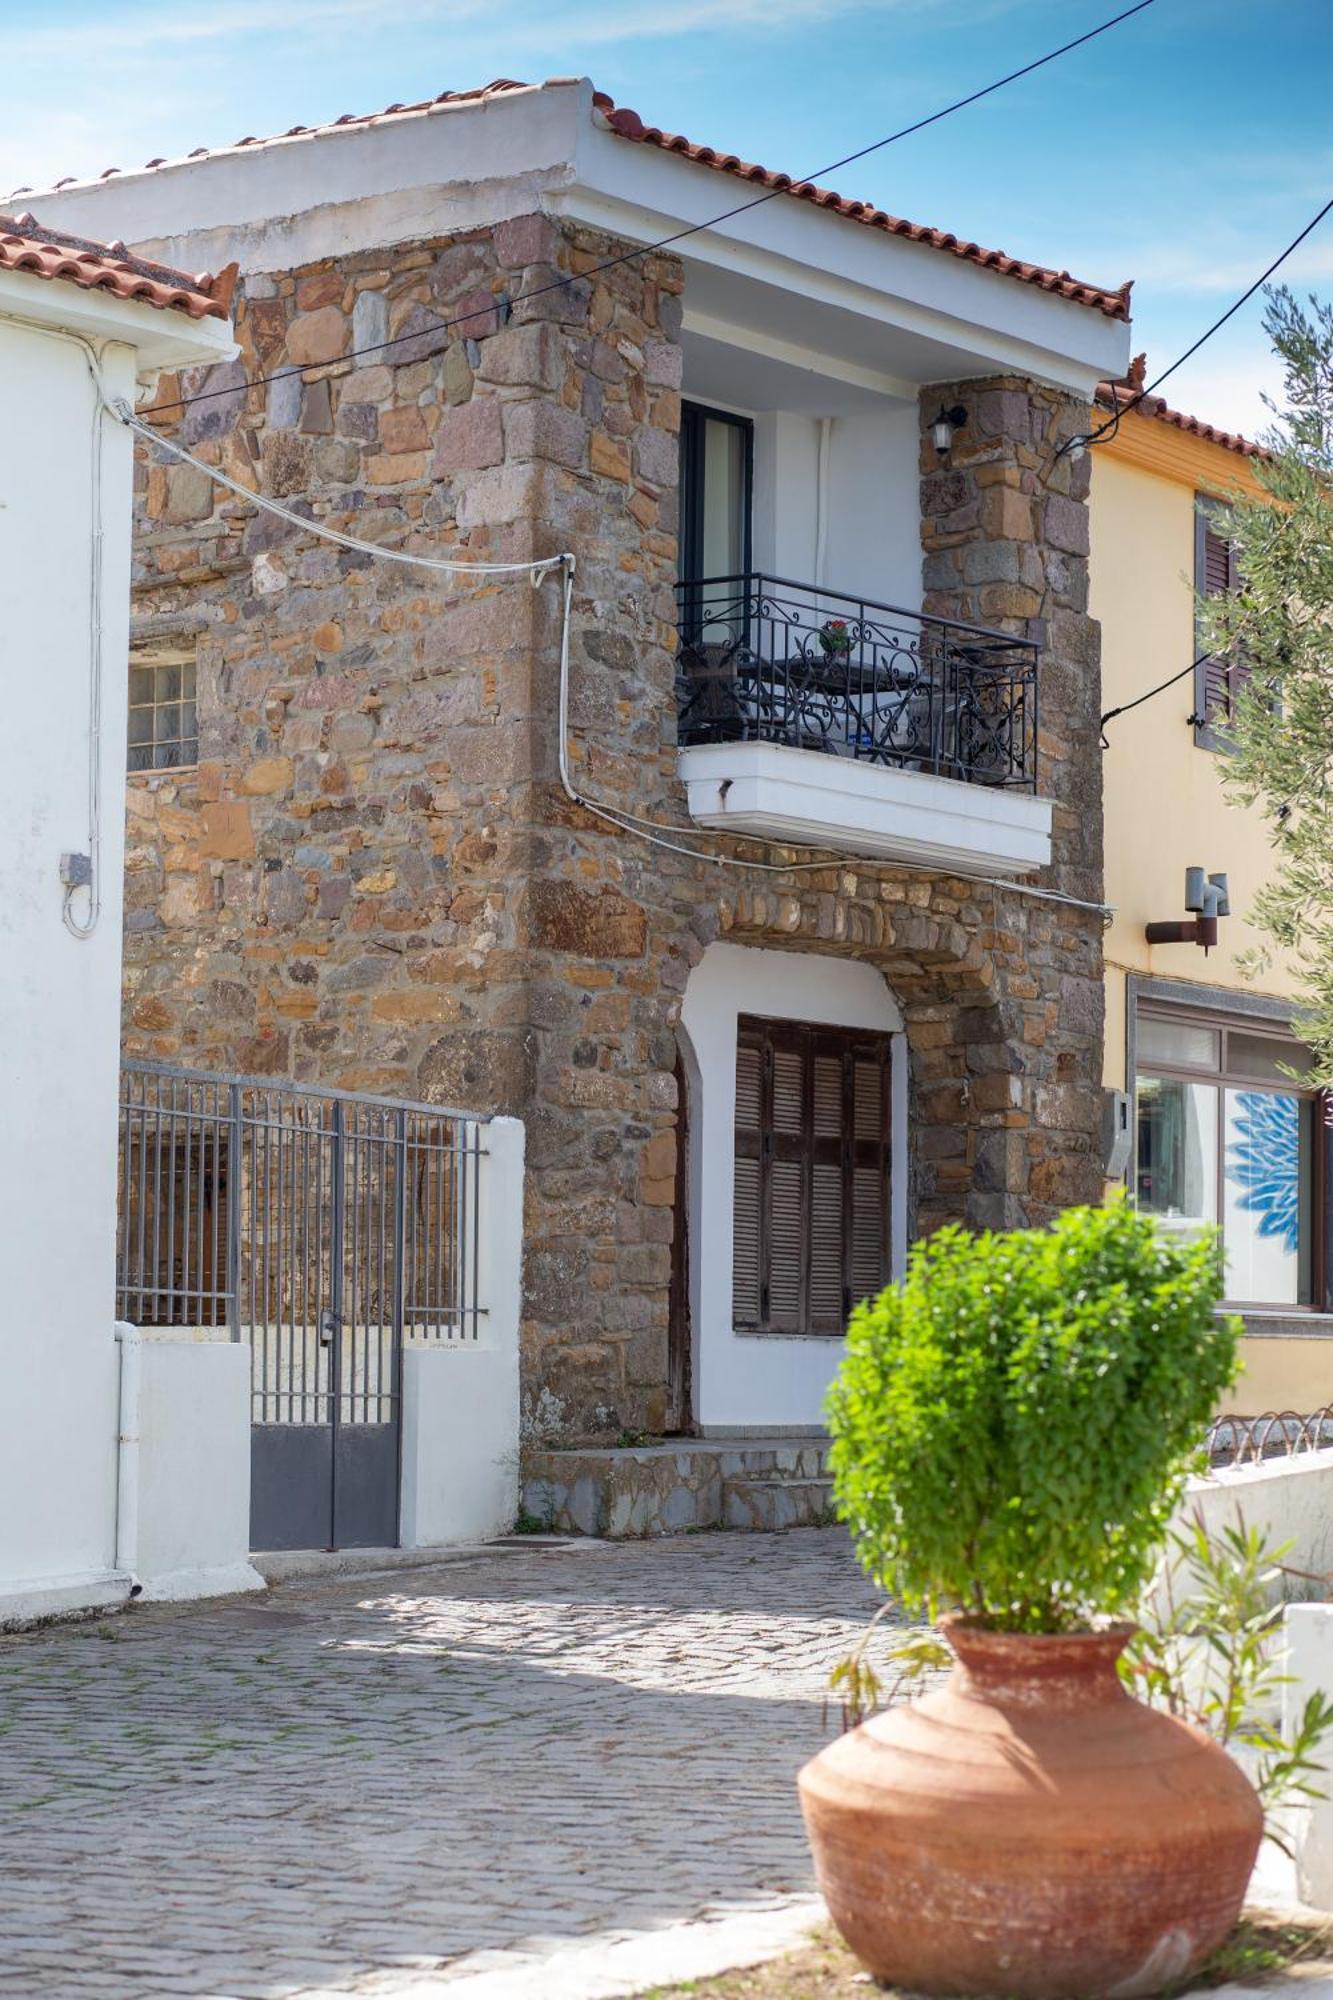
(677, 738), (1052, 877)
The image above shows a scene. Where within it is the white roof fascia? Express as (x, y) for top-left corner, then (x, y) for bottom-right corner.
(560, 118), (1129, 396)
(21, 83), (591, 281)
(0, 267), (236, 375)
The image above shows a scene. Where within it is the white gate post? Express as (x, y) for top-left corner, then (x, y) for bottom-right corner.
(399, 1115), (525, 1547)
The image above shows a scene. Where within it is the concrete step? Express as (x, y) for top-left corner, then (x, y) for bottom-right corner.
(721, 1476), (836, 1532)
(522, 1433), (834, 1539)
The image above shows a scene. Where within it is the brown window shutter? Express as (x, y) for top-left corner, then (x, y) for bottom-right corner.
(733, 1034), (764, 1329)
(1195, 498), (1248, 734)
(734, 1016), (894, 1336)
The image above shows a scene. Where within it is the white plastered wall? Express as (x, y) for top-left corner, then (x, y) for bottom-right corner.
(0, 324), (135, 1610)
(399, 1117), (525, 1546)
(0, 274), (233, 1625)
(679, 941), (907, 1433)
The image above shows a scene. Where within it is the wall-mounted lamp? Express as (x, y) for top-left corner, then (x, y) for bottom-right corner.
(1145, 866), (1231, 956)
(931, 403), (968, 459)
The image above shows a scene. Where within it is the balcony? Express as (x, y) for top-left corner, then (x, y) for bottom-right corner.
(674, 574), (1053, 877)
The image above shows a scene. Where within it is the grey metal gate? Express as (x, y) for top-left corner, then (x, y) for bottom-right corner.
(116, 1062), (486, 1551)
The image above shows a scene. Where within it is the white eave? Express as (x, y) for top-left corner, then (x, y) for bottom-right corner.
(0, 265), (236, 375)
(677, 739), (1053, 879)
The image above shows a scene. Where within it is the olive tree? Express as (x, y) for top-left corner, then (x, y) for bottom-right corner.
(1205, 287), (1333, 1077)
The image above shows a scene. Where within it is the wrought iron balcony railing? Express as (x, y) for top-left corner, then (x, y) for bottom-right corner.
(675, 574), (1039, 792)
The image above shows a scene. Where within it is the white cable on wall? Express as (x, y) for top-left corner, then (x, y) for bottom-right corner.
(113, 403), (1111, 917)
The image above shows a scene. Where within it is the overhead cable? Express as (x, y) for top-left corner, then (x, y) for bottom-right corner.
(145, 0), (1154, 419)
(1059, 190), (1333, 464)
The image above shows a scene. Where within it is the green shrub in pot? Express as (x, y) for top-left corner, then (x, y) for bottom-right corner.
(826, 1200), (1242, 1634)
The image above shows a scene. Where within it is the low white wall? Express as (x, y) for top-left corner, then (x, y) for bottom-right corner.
(1283, 1604), (1333, 1911)
(135, 1338), (263, 1602)
(400, 1116), (523, 1546)
(1168, 1448), (1333, 1597)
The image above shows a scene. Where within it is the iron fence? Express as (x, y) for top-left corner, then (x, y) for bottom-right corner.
(675, 572), (1040, 791)
(1206, 1407), (1333, 1468)
(116, 1062), (489, 1425)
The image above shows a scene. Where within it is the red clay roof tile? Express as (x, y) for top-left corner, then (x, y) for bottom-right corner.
(1098, 364), (1263, 458)
(0, 213), (231, 321)
(12, 77), (1129, 324)
(593, 93), (1131, 321)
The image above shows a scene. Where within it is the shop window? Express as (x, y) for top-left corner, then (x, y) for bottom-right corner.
(1135, 1006), (1321, 1309)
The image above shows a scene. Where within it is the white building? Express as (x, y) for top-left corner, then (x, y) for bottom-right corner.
(0, 218), (243, 1619)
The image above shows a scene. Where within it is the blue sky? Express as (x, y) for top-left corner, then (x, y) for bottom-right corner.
(3, 0), (1330, 437)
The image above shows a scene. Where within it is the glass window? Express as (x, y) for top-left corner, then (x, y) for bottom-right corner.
(128, 647), (198, 773)
(1135, 1007), (1319, 1309)
(1138, 1016), (1219, 1070)
(1136, 1076), (1218, 1239)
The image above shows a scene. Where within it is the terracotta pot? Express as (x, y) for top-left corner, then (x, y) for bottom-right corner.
(799, 1617), (1262, 1999)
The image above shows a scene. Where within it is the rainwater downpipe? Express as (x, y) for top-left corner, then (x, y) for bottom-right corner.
(814, 416), (833, 594)
(113, 1322), (143, 1591)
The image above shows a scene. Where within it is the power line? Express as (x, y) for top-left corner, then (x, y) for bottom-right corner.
(147, 0), (1154, 418)
(1100, 654), (1210, 743)
(1061, 190), (1333, 463)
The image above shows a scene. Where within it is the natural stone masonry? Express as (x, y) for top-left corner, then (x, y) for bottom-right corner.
(0, 1530), (887, 1998)
(125, 211), (1105, 1444)
(523, 1435), (834, 1537)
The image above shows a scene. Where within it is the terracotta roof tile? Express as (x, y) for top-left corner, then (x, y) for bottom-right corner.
(1098, 360), (1263, 458)
(593, 93), (1132, 321)
(0, 214), (232, 320)
(12, 77), (1129, 324)
(10, 79), (543, 195)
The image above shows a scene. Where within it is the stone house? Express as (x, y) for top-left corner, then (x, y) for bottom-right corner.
(25, 77), (1131, 1530)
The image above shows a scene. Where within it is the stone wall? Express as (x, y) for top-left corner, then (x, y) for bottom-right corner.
(124, 213), (1105, 1444)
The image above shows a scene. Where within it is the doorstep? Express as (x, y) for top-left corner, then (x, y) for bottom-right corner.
(522, 1433), (834, 1538)
(251, 1537), (586, 1585)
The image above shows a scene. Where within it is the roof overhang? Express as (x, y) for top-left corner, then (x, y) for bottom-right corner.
(0, 264), (236, 374)
(555, 115), (1128, 398)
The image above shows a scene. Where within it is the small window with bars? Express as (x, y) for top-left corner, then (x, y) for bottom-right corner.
(128, 643), (198, 773)
(1193, 497), (1247, 748)
(733, 1015), (894, 1336)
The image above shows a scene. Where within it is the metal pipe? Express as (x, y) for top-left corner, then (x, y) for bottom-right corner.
(113, 1321), (142, 1591)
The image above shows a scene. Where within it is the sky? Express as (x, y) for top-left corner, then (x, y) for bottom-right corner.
(2, 0), (1330, 439)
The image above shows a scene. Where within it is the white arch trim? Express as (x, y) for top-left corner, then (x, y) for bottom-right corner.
(678, 941), (908, 1435)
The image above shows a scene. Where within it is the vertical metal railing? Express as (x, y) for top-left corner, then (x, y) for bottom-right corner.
(116, 1062), (492, 1425)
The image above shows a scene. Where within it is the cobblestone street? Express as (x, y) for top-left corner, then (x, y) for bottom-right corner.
(0, 1531), (883, 1998)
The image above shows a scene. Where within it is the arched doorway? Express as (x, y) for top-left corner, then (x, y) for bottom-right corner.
(678, 941), (907, 1433)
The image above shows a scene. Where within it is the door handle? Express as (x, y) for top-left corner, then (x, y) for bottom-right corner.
(319, 1307), (340, 1347)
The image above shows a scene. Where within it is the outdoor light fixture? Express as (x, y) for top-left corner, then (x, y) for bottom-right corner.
(1145, 867), (1231, 955)
(931, 403), (967, 458)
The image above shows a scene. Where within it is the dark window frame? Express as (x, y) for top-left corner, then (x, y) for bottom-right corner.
(733, 1014), (893, 1337)
(678, 399), (754, 592)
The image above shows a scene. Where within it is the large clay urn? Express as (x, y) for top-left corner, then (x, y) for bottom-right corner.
(799, 1616), (1262, 1999)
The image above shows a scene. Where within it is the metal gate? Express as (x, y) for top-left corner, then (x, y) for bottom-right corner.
(116, 1062), (486, 1552)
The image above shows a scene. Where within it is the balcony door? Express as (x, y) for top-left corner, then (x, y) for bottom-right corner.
(679, 401), (752, 644)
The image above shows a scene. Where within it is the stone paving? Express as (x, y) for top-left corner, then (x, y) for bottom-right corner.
(0, 1530), (886, 1998)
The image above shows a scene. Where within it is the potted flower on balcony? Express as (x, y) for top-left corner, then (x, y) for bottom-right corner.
(817, 616), (853, 659)
(801, 1202), (1257, 2000)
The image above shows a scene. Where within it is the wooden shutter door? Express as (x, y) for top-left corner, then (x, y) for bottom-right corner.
(733, 1031), (764, 1329)
(734, 1016), (894, 1336)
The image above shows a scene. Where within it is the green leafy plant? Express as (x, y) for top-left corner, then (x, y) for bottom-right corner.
(827, 1203), (1241, 1633)
(1124, 1513), (1333, 1848)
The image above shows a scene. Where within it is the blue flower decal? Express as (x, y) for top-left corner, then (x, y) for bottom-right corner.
(1226, 1090), (1301, 1253)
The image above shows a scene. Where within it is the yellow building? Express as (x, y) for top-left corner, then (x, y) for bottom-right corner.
(1092, 384), (1331, 1416)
